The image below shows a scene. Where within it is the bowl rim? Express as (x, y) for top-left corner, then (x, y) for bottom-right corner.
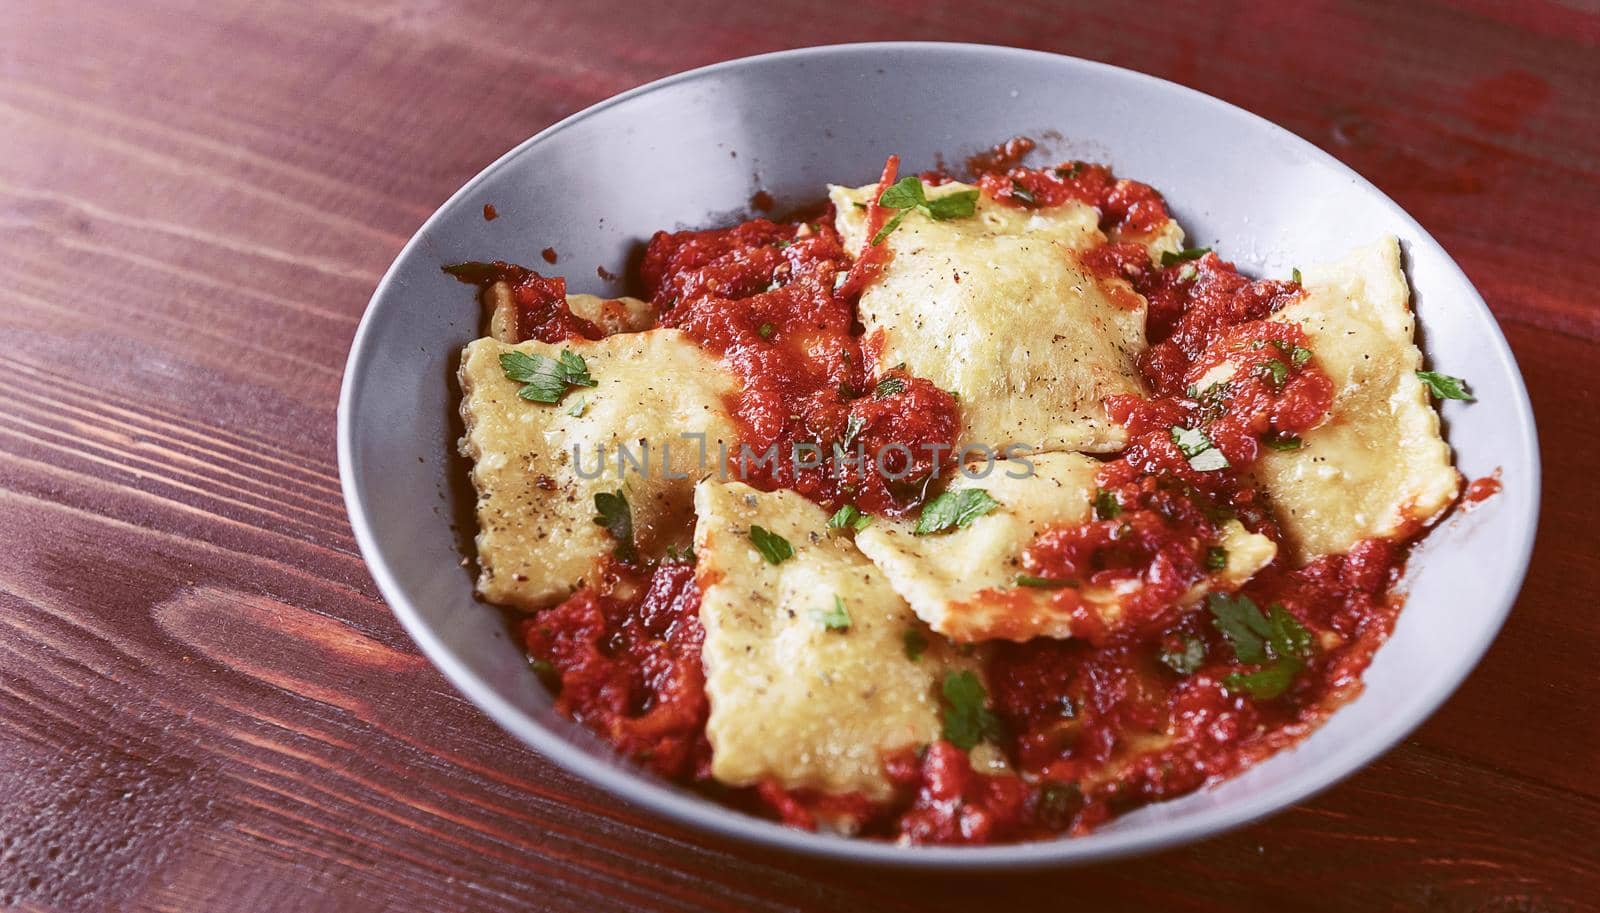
(337, 40), (1541, 868)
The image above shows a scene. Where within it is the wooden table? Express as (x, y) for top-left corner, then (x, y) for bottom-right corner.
(3, 1), (1596, 910)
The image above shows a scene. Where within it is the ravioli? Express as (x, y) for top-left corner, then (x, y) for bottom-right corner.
(854, 452), (1277, 642)
(483, 281), (656, 342)
(693, 479), (960, 800)
(1252, 238), (1460, 561)
(458, 329), (737, 609)
(831, 180), (1148, 453)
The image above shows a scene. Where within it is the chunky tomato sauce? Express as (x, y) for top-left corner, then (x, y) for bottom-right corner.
(477, 147), (1450, 846)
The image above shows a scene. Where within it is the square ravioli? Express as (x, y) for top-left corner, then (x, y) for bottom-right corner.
(853, 452), (1277, 643)
(1252, 238), (1461, 561)
(693, 479), (963, 800)
(831, 179), (1150, 454)
(458, 329), (737, 609)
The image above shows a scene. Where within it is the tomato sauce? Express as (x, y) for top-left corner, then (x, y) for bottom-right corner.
(642, 156), (960, 516)
(486, 152), (1438, 846)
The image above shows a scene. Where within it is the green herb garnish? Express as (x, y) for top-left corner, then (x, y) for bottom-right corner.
(828, 504), (872, 532)
(499, 349), (597, 404)
(915, 489), (999, 535)
(1416, 370), (1474, 402)
(592, 489), (634, 560)
(1291, 267), (1303, 286)
(749, 525), (794, 565)
(1170, 426), (1230, 472)
(1159, 635), (1207, 675)
(1009, 179), (1038, 207)
(758, 322), (775, 339)
(1160, 247), (1211, 267)
(1207, 593), (1314, 699)
(1264, 434), (1302, 452)
(940, 670), (1004, 750)
(1016, 575), (1076, 589)
(816, 595), (851, 631)
(873, 376), (907, 399)
(903, 629), (929, 662)
(871, 177), (981, 245)
(1205, 546), (1228, 571)
(1094, 488), (1122, 520)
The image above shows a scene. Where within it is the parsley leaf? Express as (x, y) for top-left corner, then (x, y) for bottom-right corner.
(840, 415), (866, 449)
(500, 349), (597, 404)
(940, 670), (1004, 750)
(1205, 546), (1228, 571)
(1264, 434), (1302, 452)
(873, 376), (907, 399)
(749, 525), (794, 565)
(1291, 267), (1303, 286)
(870, 209), (907, 246)
(592, 489), (634, 560)
(872, 178), (979, 244)
(877, 176), (926, 210)
(1170, 425), (1230, 472)
(1009, 179), (1037, 207)
(1208, 594), (1315, 699)
(1224, 662), (1301, 700)
(923, 189), (980, 220)
(1290, 345), (1312, 367)
(1258, 358), (1289, 388)
(1170, 425), (1214, 458)
(1094, 488), (1122, 520)
(915, 489), (999, 535)
(1034, 780), (1081, 830)
(828, 504), (872, 532)
(1161, 247), (1211, 267)
(758, 322), (775, 339)
(1160, 635), (1207, 675)
(816, 595), (851, 631)
(1416, 370), (1474, 402)
(1017, 574), (1076, 589)
(564, 395), (587, 417)
(903, 628), (929, 662)
(1207, 592), (1274, 664)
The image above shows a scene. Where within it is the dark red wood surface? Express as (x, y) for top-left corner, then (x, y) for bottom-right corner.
(2, 1), (1597, 910)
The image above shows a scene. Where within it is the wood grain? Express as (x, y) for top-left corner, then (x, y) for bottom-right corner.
(2, 1), (1597, 911)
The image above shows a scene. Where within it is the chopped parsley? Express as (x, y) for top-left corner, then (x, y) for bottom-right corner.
(940, 670), (1004, 750)
(872, 177), (980, 245)
(1094, 488), (1122, 520)
(592, 489), (634, 560)
(1009, 179), (1038, 207)
(840, 414), (866, 449)
(758, 322), (776, 339)
(1205, 546), (1229, 571)
(748, 525), (794, 565)
(1160, 246), (1211, 267)
(1054, 162), (1082, 179)
(1416, 370), (1474, 402)
(1207, 592), (1314, 699)
(1016, 574), (1076, 589)
(1264, 433), (1302, 452)
(1170, 425), (1230, 472)
(1258, 358), (1289, 388)
(873, 375), (907, 399)
(828, 503), (872, 533)
(1159, 635), (1207, 675)
(499, 349), (597, 404)
(1034, 780), (1081, 830)
(903, 628), (929, 662)
(915, 488), (999, 535)
(816, 595), (851, 631)
(1291, 267), (1303, 286)
(564, 395), (587, 417)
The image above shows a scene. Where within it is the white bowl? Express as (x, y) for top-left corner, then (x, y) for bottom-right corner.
(337, 43), (1540, 867)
